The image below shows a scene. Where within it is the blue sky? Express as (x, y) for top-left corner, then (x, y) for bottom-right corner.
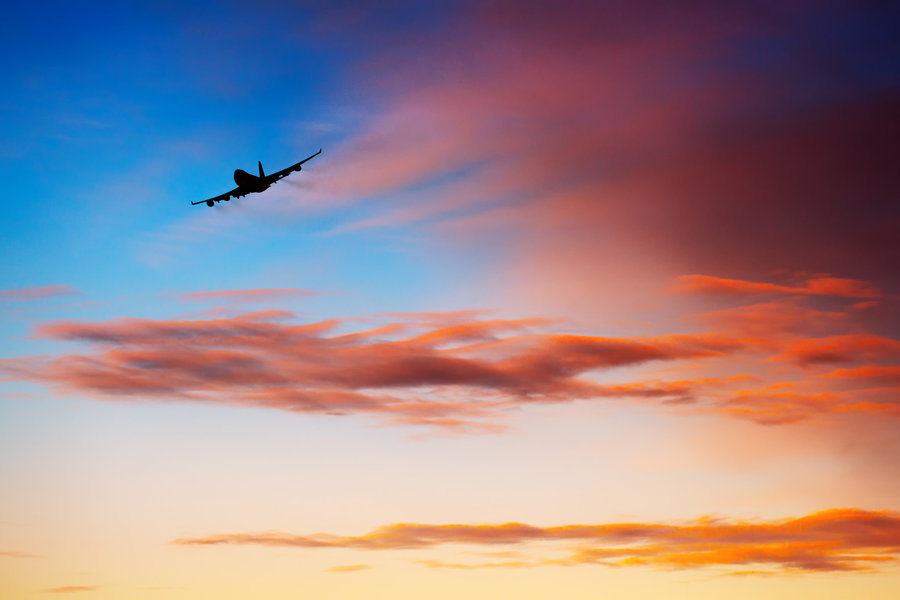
(1, 2), (468, 330)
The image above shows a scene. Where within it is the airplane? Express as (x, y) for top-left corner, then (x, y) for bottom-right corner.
(192, 149), (322, 207)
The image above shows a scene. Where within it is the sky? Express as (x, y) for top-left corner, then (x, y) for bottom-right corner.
(1, 1), (899, 597)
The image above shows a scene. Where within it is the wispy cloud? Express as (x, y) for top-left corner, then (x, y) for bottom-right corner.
(2, 311), (752, 431)
(3, 300), (898, 429)
(279, 2), (899, 334)
(0, 286), (79, 302)
(0, 550), (40, 558)
(326, 564), (372, 573)
(821, 365), (900, 386)
(173, 508), (900, 575)
(674, 275), (882, 299)
(697, 300), (851, 338)
(169, 288), (326, 304)
(773, 335), (900, 367)
(43, 586), (99, 594)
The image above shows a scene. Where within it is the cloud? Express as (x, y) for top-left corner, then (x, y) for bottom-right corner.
(821, 365), (900, 386)
(272, 1), (898, 331)
(173, 508), (900, 575)
(719, 389), (846, 425)
(674, 275), (882, 299)
(1, 311), (763, 431)
(697, 300), (851, 338)
(0, 550), (39, 558)
(139, 3), (897, 343)
(43, 586), (99, 594)
(718, 379), (900, 424)
(5, 305), (899, 428)
(0, 285), (79, 302)
(326, 564), (372, 573)
(419, 558), (538, 569)
(379, 309), (493, 322)
(170, 288), (326, 304)
(773, 335), (900, 367)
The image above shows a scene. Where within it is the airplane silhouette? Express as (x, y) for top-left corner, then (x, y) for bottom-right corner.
(192, 149), (321, 207)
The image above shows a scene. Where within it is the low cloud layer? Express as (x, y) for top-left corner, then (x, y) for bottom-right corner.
(173, 508), (900, 575)
(2, 311), (747, 431)
(43, 586), (99, 594)
(3, 275), (898, 430)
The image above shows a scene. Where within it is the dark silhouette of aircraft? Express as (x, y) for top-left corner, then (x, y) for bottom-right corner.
(192, 149), (322, 207)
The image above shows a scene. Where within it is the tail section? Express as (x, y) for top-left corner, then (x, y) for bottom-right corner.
(258, 161), (265, 178)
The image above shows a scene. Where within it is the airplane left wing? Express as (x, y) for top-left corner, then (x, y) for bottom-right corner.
(192, 187), (240, 206)
(267, 149), (322, 184)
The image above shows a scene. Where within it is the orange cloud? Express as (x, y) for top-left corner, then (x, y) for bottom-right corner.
(773, 335), (900, 367)
(173, 508), (900, 574)
(6, 307), (899, 428)
(1, 285), (79, 302)
(821, 365), (900, 386)
(586, 375), (755, 405)
(719, 389), (844, 425)
(1, 311), (764, 430)
(714, 380), (900, 424)
(0, 550), (39, 558)
(674, 275), (881, 299)
(43, 586), (99, 594)
(419, 558), (538, 569)
(326, 564), (372, 573)
(698, 301), (850, 337)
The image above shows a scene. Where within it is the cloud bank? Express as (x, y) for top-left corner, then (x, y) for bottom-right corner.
(3, 278), (898, 430)
(173, 508), (900, 575)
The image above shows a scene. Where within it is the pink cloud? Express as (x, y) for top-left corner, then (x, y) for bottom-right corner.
(268, 2), (899, 338)
(674, 275), (881, 299)
(4, 304), (899, 429)
(0, 285), (79, 302)
(2, 311), (766, 431)
(171, 288), (326, 304)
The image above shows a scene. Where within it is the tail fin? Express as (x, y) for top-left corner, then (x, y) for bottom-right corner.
(258, 161), (265, 178)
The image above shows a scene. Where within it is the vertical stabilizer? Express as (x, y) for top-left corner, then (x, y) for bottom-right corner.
(258, 161), (265, 178)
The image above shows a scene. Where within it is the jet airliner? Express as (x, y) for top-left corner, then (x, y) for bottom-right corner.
(192, 149), (321, 207)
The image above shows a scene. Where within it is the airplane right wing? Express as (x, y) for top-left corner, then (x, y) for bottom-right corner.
(192, 187), (240, 206)
(267, 149), (322, 184)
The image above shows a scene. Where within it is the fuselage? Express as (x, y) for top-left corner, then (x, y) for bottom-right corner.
(195, 150), (320, 207)
(233, 169), (270, 194)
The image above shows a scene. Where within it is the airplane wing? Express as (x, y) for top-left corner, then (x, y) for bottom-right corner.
(191, 187), (240, 206)
(267, 149), (322, 184)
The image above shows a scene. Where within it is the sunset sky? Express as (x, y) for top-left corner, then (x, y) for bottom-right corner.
(1, 1), (899, 598)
